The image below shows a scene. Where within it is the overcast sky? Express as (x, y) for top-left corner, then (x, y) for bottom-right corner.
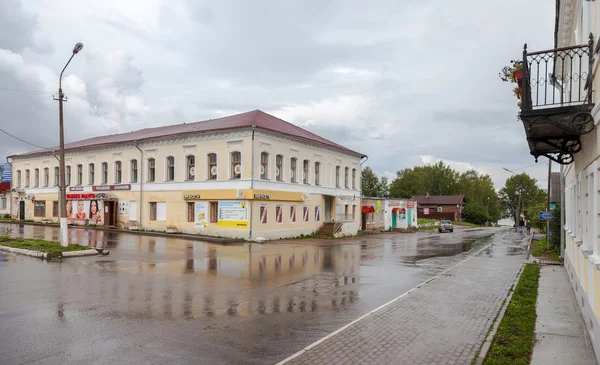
(0, 0), (557, 189)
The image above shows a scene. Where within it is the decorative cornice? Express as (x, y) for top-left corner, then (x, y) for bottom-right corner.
(558, 0), (579, 48)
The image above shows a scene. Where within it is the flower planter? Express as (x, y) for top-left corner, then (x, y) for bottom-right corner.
(513, 69), (523, 86)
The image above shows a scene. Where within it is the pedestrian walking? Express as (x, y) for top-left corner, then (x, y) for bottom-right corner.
(519, 218), (525, 233)
(526, 220), (531, 234)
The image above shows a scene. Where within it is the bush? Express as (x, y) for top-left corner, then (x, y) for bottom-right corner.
(462, 203), (489, 225)
(549, 203), (561, 250)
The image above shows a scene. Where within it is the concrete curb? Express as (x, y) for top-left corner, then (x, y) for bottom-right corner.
(0, 245), (99, 259)
(474, 265), (525, 365)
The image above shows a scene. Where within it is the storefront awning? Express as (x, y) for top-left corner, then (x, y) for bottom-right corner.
(392, 207), (405, 212)
(362, 206), (375, 214)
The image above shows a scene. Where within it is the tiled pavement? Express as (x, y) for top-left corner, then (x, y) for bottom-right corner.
(280, 232), (528, 365)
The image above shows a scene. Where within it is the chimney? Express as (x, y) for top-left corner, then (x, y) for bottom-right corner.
(426, 192), (430, 198)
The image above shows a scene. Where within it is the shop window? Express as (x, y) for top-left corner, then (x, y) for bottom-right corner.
(149, 202), (157, 221)
(66, 166), (71, 186)
(276, 205), (283, 223)
(260, 204), (268, 224)
(34, 200), (45, 217)
(261, 152), (269, 180)
(147, 158), (156, 182)
(34, 168), (39, 187)
(290, 158), (297, 183)
(315, 206), (321, 221)
(315, 162), (320, 185)
(276, 155), (283, 181)
(352, 205), (356, 220)
(166, 156), (175, 181)
(335, 166), (340, 187)
(149, 202), (165, 221)
(207, 153), (217, 180)
(345, 205), (349, 220)
(210, 202), (218, 223)
(77, 165), (83, 186)
(186, 155), (195, 181)
(16, 170), (21, 188)
(303, 160), (309, 184)
(25, 169), (30, 187)
(131, 160), (138, 183)
(54, 167), (59, 187)
(115, 161), (122, 184)
(89, 163), (95, 185)
(230, 152), (241, 179)
(352, 168), (356, 189)
(0, 195), (6, 210)
(371, 213), (375, 224)
(303, 206), (309, 222)
(344, 167), (349, 188)
(53, 201), (59, 217)
(290, 205), (297, 223)
(187, 202), (194, 222)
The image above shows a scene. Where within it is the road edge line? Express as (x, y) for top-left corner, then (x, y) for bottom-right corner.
(275, 236), (499, 365)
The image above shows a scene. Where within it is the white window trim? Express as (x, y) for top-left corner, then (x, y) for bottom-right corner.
(114, 161), (122, 184)
(229, 151), (242, 180)
(165, 156), (175, 182)
(260, 151), (270, 180)
(130, 159), (138, 183)
(185, 154), (196, 181)
(205, 152), (218, 181)
(276, 154), (284, 182)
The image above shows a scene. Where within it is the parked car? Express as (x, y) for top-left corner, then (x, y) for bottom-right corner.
(438, 220), (454, 233)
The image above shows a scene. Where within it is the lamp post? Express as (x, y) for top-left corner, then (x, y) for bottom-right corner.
(503, 167), (523, 232)
(57, 42), (84, 247)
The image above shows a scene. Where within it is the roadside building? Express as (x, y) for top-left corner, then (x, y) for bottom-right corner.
(516, 0), (600, 356)
(8, 110), (365, 240)
(413, 195), (466, 221)
(360, 197), (417, 231)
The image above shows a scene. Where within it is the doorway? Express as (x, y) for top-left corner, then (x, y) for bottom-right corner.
(19, 200), (25, 220)
(407, 209), (412, 227)
(324, 197), (332, 221)
(103, 201), (118, 226)
(392, 212), (397, 228)
(361, 214), (366, 231)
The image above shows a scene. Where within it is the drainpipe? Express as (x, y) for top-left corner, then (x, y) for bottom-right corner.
(359, 156), (368, 197)
(134, 142), (144, 226)
(249, 125), (256, 241)
(560, 164), (565, 259)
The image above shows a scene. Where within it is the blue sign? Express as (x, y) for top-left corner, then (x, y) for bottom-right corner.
(0, 164), (10, 183)
(539, 211), (553, 220)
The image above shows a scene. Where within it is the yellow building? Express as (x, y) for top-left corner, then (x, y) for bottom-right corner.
(9, 110), (366, 240)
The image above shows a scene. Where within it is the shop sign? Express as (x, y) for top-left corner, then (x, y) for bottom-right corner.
(407, 200), (415, 208)
(423, 208), (430, 215)
(0, 163), (11, 183)
(69, 186), (84, 192)
(184, 194), (201, 200)
(254, 194), (270, 199)
(67, 193), (96, 200)
(93, 184), (131, 191)
(218, 201), (248, 228)
(195, 201), (208, 228)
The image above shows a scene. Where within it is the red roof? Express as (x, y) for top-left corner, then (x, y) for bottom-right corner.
(11, 110), (365, 158)
(413, 195), (467, 205)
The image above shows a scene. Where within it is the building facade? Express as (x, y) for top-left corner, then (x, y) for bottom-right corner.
(360, 198), (417, 231)
(413, 195), (466, 221)
(9, 110), (365, 240)
(519, 0), (600, 356)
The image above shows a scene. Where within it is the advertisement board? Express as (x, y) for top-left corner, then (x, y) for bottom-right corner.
(11, 197), (19, 218)
(0, 164), (11, 183)
(195, 201), (209, 228)
(218, 201), (248, 228)
(66, 200), (103, 223)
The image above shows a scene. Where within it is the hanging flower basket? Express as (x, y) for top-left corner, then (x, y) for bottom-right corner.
(513, 69), (523, 87)
(513, 86), (522, 100)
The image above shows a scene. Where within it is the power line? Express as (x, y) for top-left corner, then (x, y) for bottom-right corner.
(0, 128), (54, 151)
(489, 163), (539, 177)
(0, 87), (54, 94)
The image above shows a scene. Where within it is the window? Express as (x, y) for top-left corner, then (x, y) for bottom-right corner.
(231, 152), (241, 179)
(315, 206), (321, 221)
(303, 160), (309, 184)
(53, 201), (59, 217)
(150, 202), (157, 221)
(207, 153), (217, 180)
(276, 205), (283, 223)
(371, 213), (375, 224)
(290, 158), (297, 183)
(260, 152), (269, 180)
(34, 168), (39, 187)
(335, 166), (340, 187)
(166, 157), (175, 181)
(131, 160), (138, 183)
(290, 205), (297, 223)
(303, 206), (309, 222)
(352, 205), (356, 220)
(25, 169), (30, 187)
(0, 195), (5, 210)
(352, 168), (356, 189)
(345, 167), (349, 188)
(147, 158), (156, 182)
(315, 162), (320, 185)
(89, 163), (95, 185)
(102, 162), (109, 184)
(187, 202), (194, 222)
(66, 166), (71, 186)
(34, 200), (45, 217)
(345, 205), (349, 220)
(276, 155), (283, 181)
(186, 155), (195, 181)
(77, 165), (83, 186)
(210, 202), (218, 223)
(115, 161), (122, 184)
(260, 204), (268, 224)
(43, 168), (49, 187)
(54, 167), (59, 187)
(16, 170), (21, 188)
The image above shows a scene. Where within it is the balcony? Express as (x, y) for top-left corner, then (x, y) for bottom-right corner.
(519, 35), (595, 164)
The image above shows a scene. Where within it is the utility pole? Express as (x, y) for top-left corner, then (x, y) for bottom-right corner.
(55, 42), (84, 247)
(547, 159), (552, 249)
(516, 187), (523, 232)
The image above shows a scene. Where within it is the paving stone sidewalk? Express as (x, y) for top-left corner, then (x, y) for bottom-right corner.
(280, 232), (528, 365)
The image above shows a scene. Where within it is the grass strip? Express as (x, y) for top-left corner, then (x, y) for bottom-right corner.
(483, 263), (540, 365)
(530, 238), (560, 261)
(0, 237), (87, 254)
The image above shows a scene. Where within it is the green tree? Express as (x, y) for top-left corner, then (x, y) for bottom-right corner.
(389, 161), (459, 198)
(462, 203), (489, 225)
(549, 203), (561, 250)
(458, 170), (501, 222)
(498, 173), (547, 227)
(361, 167), (387, 197)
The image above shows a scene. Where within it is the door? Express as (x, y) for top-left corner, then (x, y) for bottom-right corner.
(19, 200), (25, 220)
(392, 212), (397, 228)
(324, 197), (332, 221)
(361, 214), (366, 230)
(103, 201), (110, 225)
(407, 209), (412, 227)
(129, 201), (137, 221)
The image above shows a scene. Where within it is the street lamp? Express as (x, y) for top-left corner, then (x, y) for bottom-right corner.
(502, 167), (523, 232)
(57, 42), (84, 247)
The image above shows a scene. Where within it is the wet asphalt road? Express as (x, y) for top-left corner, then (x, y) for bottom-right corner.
(0, 223), (515, 365)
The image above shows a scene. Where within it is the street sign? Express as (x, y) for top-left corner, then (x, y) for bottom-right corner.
(550, 203), (557, 210)
(423, 208), (430, 215)
(539, 211), (553, 220)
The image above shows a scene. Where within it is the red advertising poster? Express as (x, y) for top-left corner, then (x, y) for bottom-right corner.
(424, 208), (430, 215)
(66, 199), (103, 223)
(407, 200), (415, 208)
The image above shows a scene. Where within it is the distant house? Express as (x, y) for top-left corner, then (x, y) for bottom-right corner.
(413, 194), (467, 221)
